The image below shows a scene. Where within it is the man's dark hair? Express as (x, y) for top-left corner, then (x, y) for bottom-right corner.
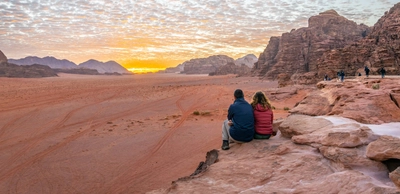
(234, 89), (244, 99)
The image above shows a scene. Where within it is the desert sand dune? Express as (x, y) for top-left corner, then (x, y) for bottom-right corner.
(0, 73), (302, 193)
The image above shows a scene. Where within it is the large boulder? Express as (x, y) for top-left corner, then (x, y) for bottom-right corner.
(278, 114), (332, 138)
(389, 168), (400, 188)
(290, 79), (400, 124)
(366, 135), (400, 161)
(292, 124), (379, 148)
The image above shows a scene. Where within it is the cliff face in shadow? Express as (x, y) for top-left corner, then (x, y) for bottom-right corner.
(252, 10), (369, 79)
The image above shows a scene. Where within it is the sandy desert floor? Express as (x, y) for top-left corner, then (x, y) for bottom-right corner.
(0, 73), (306, 194)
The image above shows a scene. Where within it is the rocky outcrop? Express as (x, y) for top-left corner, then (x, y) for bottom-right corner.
(9, 56), (77, 69)
(234, 54), (257, 68)
(78, 60), (131, 74)
(290, 78), (400, 124)
(252, 10), (369, 79)
(181, 55), (234, 74)
(150, 115), (400, 193)
(209, 62), (251, 76)
(0, 50), (7, 63)
(0, 63), (57, 78)
(367, 136), (400, 161)
(161, 64), (184, 73)
(317, 3), (400, 78)
(53, 68), (100, 75)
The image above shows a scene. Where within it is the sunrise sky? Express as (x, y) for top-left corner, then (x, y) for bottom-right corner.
(0, 0), (398, 71)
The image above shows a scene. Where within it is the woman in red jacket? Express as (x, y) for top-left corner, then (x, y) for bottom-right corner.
(251, 91), (274, 139)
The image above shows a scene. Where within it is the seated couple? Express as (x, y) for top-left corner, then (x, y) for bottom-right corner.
(221, 89), (274, 150)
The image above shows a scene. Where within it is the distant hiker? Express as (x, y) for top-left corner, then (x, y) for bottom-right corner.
(324, 74), (328, 81)
(358, 72), (362, 76)
(221, 89), (254, 150)
(337, 71), (340, 80)
(380, 67), (386, 78)
(251, 91), (275, 139)
(364, 66), (370, 77)
(340, 70), (345, 82)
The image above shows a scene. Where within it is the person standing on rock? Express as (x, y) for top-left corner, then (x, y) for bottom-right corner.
(365, 66), (370, 78)
(380, 67), (386, 78)
(251, 91), (275, 139)
(221, 89), (254, 150)
(340, 70), (345, 82)
(324, 74), (328, 81)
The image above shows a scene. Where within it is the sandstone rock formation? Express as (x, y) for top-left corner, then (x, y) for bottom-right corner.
(181, 55), (234, 74)
(0, 63), (57, 78)
(209, 62), (251, 76)
(0, 50), (7, 63)
(252, 10), (369, 80)
(150, 115), (400, 193)
(9, 56), (77, 69)
(78, 60), (131, 74)
(161, 64), (184, 73)
(290, 78), (400, 124)
(366, 135), (400, 161)
(317, 2), (400, 78)
(234, 54), (257, 68)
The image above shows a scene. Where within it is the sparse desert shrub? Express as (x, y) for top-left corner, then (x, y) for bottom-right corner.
(193, 111), (200, 115)
(372, 83), (380, 90)
(283, 107), (290, 111)
(200, 111), (211, 116)
(272, 106), (276, 110)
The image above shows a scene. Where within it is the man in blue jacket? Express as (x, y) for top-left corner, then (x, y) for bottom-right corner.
(221, 89), (255, 150)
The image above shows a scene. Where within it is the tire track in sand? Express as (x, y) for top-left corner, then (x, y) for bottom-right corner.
(0, 87), (188, 185)
(107, 86), (222, 194)
(0, 89), (125, 182)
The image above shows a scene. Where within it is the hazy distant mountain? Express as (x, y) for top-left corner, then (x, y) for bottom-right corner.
(78, 59), (131, 74)
(234, 54), (258, 68)
(161, 63), (185, 73)
(8, 56), (77, 69)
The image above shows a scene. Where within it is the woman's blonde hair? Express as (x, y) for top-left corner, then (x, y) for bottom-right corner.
(251, 91), (272, 109)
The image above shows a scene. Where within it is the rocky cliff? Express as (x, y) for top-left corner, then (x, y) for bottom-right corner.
(317, 3), (400, 78)
(252, 10), (369, 79)
(78, 60), (131, 74)
(209, 62), (251, 76)
(181, 55), (234, 74)
(0, 50), (7, 63)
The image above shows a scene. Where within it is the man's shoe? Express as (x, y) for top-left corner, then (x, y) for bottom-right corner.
(221, 140), (230, 150)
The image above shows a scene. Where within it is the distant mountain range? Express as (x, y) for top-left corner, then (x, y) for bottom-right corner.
(8, 56), (131, 74)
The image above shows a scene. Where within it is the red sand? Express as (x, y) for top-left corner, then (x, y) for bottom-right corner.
(0, 73), (304, 193)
